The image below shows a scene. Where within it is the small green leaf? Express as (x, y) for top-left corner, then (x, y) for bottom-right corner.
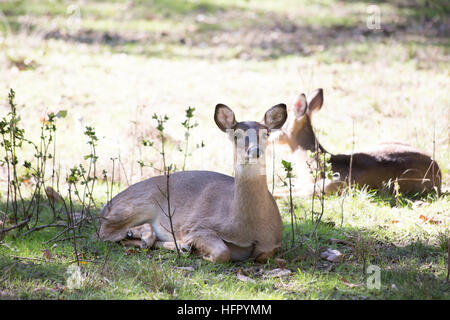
(56, 110), (67, 118)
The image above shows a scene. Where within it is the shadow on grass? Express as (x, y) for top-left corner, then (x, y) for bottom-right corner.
(278, 215), (449, 299)
(0, 195), (448, 299)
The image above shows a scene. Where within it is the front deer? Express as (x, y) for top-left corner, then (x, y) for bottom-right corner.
(276, 88), (441, 195)
(99, 104), (287, 263)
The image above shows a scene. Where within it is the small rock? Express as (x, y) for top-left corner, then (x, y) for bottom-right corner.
(176, 266), (195, 272)
(320, 248), (343, 262)
(265, 268), (292, 278)
(237, 273), (255, 283)
(328, 238), (349, 245)
(275, 258), (287, 269)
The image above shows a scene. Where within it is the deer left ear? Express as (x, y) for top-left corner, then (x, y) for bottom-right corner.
(214, 104), (237, 132)
(263, 103), (287, 129)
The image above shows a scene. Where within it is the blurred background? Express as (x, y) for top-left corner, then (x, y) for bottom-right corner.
(0, 0), (448, 190)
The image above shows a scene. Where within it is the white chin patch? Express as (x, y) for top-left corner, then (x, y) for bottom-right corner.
(235, 163), (266, 178)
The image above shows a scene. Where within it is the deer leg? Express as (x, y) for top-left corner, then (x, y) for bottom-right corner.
(154, 241), (192, 253)
(192, 234), (231, 263)
(324, 179), (347, 195)
(120, 239), (142, 247)
(254, 247), (278, 263)
(124, 223), (156, 249)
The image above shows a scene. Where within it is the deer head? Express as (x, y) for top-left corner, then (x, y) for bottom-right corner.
(214, 103), (287, 176)
(275, 88), (324, 152)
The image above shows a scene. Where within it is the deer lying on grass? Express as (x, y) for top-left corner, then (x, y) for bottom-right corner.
(99, 103), (288, 263)
(275, 88), (441, 195)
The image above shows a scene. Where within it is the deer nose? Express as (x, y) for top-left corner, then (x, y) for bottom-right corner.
(247, 146), (263, 159)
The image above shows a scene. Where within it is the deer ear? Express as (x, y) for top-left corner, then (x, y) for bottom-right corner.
(293, 93), (308, 118)
(214, 104), (237, 132)
(264, 103), (287, 129)
(307, 88), (323, 114)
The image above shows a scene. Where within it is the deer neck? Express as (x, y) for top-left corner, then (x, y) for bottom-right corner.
(230, 164), (270, 230)
(289, 116), (327, 154)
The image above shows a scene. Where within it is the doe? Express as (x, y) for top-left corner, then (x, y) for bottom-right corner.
(99, 103), (288, 263)
(276, 88), (441, 195)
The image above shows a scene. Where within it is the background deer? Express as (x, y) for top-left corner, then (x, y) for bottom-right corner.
(275, 88), (441, 195)
(99, 103), (288, 263)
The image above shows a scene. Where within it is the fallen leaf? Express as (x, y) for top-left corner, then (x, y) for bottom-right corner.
(176, 266), (195, 272)
(328, 238), (350, 245)
(237, 270), (255, 283)
(322, 263), (334, 273)
(340, 277), (361, 288)
(391, 220), (400, 224)
(33, 287), (57, 293)
(42, 249), (52, 261)
(412, 200), (427, 209)
(124, 248), (138, 255)
(0, 290), (12, 298)
(419, 215), (441, 225)
(265, 268), (292, 278)
(275, 258), (287, 269)
(320, 248), (343, 262)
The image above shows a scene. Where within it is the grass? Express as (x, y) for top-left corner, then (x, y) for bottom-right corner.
(0, 0), (449, 300)
(0, 189), (448, 299)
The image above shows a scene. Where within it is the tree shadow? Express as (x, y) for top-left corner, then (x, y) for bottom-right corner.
(277, 216), (449, 299)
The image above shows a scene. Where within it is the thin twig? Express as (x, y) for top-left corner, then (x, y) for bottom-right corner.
(278, 244), (302, 258)
(22, 223), (67, 237)
(52, 235), (86, 243)
(447, 237), (449, 283)
(0, 217), (30, 234)
(348, 119), (354, 190)
(68, 184), (80, 267)
(10, 255), (46, 262)
(101, 242), (113, 272)
(272, 140), (275, 195)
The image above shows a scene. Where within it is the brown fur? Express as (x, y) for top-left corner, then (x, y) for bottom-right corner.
(276, 88), (441, 195)
(99, 104), (287, 263)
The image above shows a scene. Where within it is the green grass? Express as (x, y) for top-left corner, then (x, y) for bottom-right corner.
(0, 0), (449, 300)
(0, 188), (448, 299)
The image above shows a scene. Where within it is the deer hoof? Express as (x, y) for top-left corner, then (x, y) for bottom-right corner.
(180, 244), (192, 253)
(140, 232), (153, 249)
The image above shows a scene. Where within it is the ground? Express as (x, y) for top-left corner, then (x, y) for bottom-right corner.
(0, 0), (449, 299)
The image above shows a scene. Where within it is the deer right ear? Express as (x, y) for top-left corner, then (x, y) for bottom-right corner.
(293, 93), (308, 118)
(264, 103), (287, 129)
(214, 104), (237, 132)
(307, 88), (323, 114)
